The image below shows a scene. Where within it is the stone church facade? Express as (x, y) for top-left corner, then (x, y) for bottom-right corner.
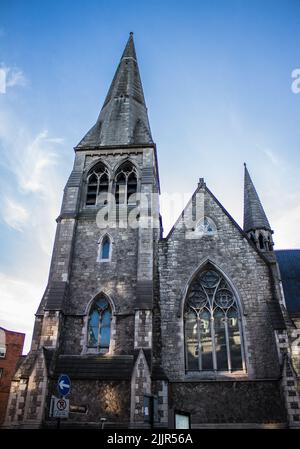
(4, 34), (300, 428)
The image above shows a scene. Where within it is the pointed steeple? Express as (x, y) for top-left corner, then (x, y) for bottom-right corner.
(76, 33), (153, 148)
(243, 163), (271, 233)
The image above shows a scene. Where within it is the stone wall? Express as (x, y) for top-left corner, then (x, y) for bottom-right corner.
(4, 349), (48, 428)
(159, 186), (281, 381)
(169, 380), (286, 426)
(59, 147), (159, 355)
(45, 379), (131, 427)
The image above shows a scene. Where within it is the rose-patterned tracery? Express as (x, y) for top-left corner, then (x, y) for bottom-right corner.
(185, 266), (245, 372)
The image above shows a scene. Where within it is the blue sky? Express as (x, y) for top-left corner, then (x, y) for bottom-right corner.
(1, 0), (300, 353)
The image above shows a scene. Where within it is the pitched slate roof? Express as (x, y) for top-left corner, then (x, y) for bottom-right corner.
(76, 33), (153, 148)
(267, 301), (286, 330)
(243, 164), (272, 232)
(13, 351), (38, 379)
(276, 249), (300, 315)
(53, 354), (134, 380)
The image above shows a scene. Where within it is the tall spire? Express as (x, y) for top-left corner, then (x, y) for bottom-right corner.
(76, 33), (153, 148)
(243, 163), (271, 233)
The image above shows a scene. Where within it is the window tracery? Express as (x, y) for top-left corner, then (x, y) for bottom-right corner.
(86, 162), (109, 206)
(195, 217), (217, 235)
(185, 266), (244, 372)
(115, 162), (137, 205)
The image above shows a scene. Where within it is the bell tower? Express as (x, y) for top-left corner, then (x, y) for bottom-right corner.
(5, 33), (164, 429)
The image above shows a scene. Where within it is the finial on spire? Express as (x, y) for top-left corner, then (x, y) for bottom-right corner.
(198, 177), (206, 188)
(244, 162), (247, 167)
(130, 31), (134, 36)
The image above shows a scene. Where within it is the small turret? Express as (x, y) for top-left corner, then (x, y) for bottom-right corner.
(243, 163), (274, 252)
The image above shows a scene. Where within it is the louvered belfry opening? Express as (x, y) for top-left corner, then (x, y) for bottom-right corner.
(86, 162), (109, 206)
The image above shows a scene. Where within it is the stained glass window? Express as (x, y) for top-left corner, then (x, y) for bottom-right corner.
(185, 266), (244, 372)
(87, 295), (111, 351)
(100, 235), (111, 260)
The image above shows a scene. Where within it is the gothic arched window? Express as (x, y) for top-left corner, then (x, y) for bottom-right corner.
(185, 266), (245, 372)
(267, 236), (273, 251)
(98, 235), (111, 261)
(115, 162), (137, 205)
(249, 233), (256, 245)
(86, 162), (109, 206)
(258, 233), (264, 250)
(87, 295), (111, 352)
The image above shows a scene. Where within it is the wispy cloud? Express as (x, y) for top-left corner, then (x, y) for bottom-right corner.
(0, 105), (67, 352)
(256, 143), (281, 167)
(6, 67), (27, 88)
(262, 148), (280, 166)
(13, 130), (63, 195)
(0, 64), (27, 94)
(0, 272), (44, 353)
(1, 197), (29, 232)
(0, 108), (65, 253)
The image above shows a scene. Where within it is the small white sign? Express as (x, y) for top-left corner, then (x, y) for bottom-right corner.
(51, 397), (69, 418)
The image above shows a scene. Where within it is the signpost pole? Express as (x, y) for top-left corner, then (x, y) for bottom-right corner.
(57, 393), (62, 430)
(150, 395), (154, 430)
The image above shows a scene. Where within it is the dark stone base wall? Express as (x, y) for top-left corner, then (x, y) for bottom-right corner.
(45, 380), (131, 427)
(169, 380), (287, 425)
(61, 316), (84, 354)
(114, 315), (135, 355)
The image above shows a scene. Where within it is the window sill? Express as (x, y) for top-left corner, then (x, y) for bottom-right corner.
(85, 348), (109, 355)
(184, 370), (247, 381)
(187, 232), (218, 238)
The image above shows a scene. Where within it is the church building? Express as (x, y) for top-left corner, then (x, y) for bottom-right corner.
(4, 33), (300, 429)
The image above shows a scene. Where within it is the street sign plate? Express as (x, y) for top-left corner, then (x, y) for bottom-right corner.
(53, 397), (69, 418)
(58, 373), (71, 397)
(69, 404), (88, 414)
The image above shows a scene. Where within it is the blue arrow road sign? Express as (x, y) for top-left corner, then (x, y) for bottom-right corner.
(58, 374), (71, 397)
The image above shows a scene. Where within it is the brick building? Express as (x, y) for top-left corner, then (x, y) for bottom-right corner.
(4, 33), (300, 428)
(0, 327), (25, 425)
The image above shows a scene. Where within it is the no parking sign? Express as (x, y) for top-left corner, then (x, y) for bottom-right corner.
(50, 396), (69, 418)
